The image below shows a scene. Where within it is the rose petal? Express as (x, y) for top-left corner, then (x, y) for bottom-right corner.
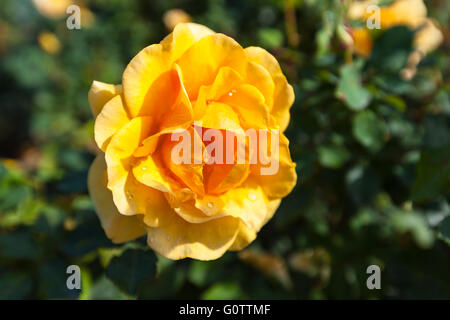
(219, 84), (270, 130)
(245, 47), (294, 131)
(250, 132), (297, 199)
(177, 33), (247, 100)
(123, 23), (214, 117)
(146, 213), (239, 261)
(88, 81), (122, 117)
(94, 95), (130, 151)
(87, 154), (146, 243)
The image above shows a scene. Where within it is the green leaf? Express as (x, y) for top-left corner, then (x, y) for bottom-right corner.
(88, 275), (128, 300)
(202, 282), (243, 300)
(188, 261), (214, 287)
(0, 271), (32, 299)
(352, 110), (386, 152)
(424, 115), (450, 149)
(388, 209), (434, 249)
(318, 145), (350, 169)
(258, 28), (284, 49)
(369, 26), (413, 73)
(316, 10), (335, 56)
(0, 231), (40, 260)
(438, 216), (450, 245)
(60, 221), (114, 257)
(410, 145), (450, 202)
(106, 247), (157, 296)
(382, 95), (406, 112)
(336, 63), (372, 111)
(138, 263), (186, 299)
(346, 165), (381, 205)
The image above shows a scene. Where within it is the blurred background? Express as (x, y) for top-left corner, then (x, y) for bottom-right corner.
(0, 0), (449, 299)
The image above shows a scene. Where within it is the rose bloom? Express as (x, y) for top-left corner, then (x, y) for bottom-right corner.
(88, 23), (297, 260)
(348, 0), (443, 57)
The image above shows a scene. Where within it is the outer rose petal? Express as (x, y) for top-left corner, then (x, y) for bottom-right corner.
(245, 47), (294, 131)
(147, 212), (240, 261)
(245, 47), (282, 76)
(195, 182), (269, 232)
(229, 199), (280, 251)
(105, 117), (154, 215)
(88, 154), (146, 243)
(228, 221), (256, 251)
(250, 132), (297, 199)
(123, 23), (213, 117)
(94, 95), (129, 151)
(245, 61), (275, 108)
(122, 44), (171, 117)
(272, 74), (295, 132)
(137, 65), (193, 134)
(88, 81), (122, 117)
(177, 33), (248, 100)
(160, 23), (215, 62)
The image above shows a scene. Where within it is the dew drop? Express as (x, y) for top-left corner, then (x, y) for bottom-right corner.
(207, 202), (214, 208)
(249, 192), (257, 201)
(141, 166), (147, 171)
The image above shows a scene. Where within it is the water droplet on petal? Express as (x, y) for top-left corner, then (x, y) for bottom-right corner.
(207, 202), (214, 208)
(249, 192), (257, 201)
(142, 166), (147, 171)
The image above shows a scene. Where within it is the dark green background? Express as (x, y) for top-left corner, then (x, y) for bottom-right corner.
(0, 0), (449, 299)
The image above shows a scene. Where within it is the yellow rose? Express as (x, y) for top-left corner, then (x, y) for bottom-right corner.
(87, 23), (297, 260)
(349, 0), (443, 56)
